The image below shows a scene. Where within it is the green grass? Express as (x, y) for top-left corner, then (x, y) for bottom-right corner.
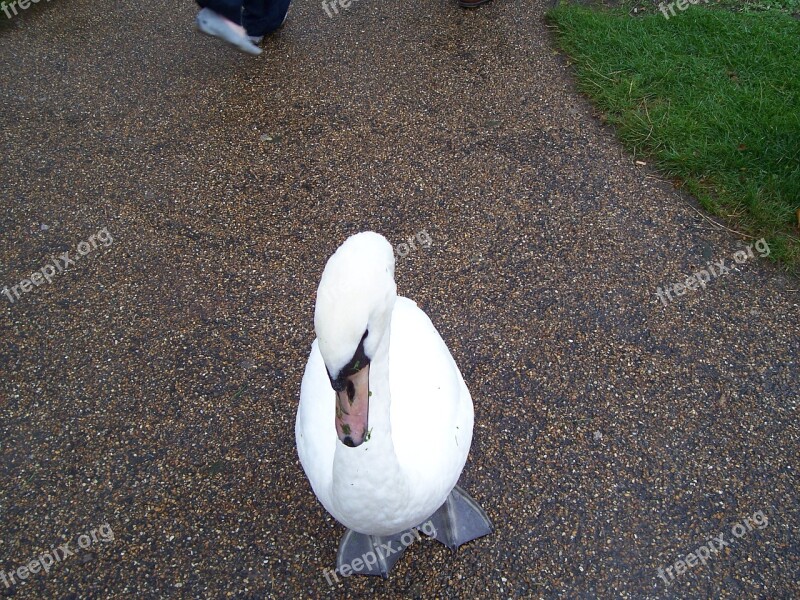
(547, 3), (800, 270)
(713, 0), (800, 13)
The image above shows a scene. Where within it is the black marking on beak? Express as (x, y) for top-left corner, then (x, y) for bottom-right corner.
(328, 330), (370, 390)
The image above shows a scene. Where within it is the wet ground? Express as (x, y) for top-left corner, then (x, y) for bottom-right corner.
(1, 0), (798, 598)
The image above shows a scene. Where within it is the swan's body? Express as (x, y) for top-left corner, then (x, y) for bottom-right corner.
(295, 232), (491, 575)
(298, 296), (473, 534)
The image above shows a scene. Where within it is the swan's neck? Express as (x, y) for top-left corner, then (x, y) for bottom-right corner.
(330, 321), (411, 530)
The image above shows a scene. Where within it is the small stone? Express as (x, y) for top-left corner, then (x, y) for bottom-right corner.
(40, 223), (49, 230)
(593, 431), (602, 441)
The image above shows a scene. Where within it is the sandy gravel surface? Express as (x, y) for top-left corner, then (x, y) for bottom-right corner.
(1, 0), (798, 597)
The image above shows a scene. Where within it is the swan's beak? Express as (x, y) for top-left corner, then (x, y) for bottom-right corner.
(335, 364), (370, 447)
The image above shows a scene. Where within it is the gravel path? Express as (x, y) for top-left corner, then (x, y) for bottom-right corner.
(1, 0), (798, 598)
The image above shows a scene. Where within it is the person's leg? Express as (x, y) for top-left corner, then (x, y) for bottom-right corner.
(243, 0), (292, 38)
(196, 0), (244, 24)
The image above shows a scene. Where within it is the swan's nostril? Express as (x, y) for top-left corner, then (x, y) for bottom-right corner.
(343, 436), (356, 447)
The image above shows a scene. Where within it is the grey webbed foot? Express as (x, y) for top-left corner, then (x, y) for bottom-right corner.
(334, 485), (492, 577)
(335, 529), (408, 578)
(423, 484), (493, 551)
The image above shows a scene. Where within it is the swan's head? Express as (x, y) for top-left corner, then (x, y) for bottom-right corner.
(314, 232), (397, 448)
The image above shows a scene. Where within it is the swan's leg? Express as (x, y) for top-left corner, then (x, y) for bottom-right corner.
(335, 529), (408, 578)
(422, 484), (493, 551)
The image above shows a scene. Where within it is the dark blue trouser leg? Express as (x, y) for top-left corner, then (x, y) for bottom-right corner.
(243, 0), (291, 36)
(196, 0), (291, 37)
(196, 0), (243, 25)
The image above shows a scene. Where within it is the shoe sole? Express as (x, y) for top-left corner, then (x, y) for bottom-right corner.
(196, 15), (262, 55)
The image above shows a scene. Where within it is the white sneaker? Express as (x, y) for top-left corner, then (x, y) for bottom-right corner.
(196, 8), (262, 56)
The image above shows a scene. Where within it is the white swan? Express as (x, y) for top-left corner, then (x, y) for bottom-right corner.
(296, 232), (492, 576)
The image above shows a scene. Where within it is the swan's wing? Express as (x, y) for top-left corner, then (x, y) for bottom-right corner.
(389, 297), (474, 499)
(296, 340), (336, 504)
